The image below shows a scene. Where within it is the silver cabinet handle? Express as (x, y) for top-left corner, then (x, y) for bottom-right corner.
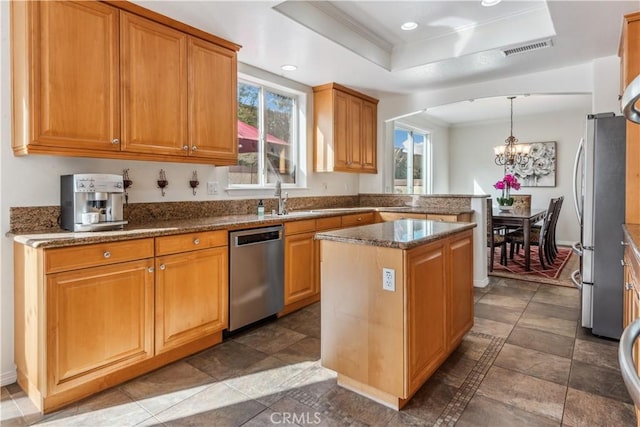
(193, 238), (200, 245)
(623, 241), (630, 246)
(112, 138), (120, 145)
(183, 145), (188, 151)
(191, 145), (198, 152)
(622, 259), (628, 267)
(160, 264), (166, 270)
(148, 267), (154, 273)
(626, 282), (633, 291)
(103, 251), (111, 258)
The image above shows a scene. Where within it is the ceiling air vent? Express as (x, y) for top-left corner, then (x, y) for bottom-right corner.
(502, 39), (553, 57)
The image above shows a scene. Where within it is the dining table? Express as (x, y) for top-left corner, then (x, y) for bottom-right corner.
(492, 207), (547, 271)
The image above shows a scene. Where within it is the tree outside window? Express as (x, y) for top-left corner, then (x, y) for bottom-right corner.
(230, 81), (297, 186)
(393, 127), (431, 194)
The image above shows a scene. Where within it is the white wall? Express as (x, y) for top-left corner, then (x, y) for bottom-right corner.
(448, 109), (591, 245)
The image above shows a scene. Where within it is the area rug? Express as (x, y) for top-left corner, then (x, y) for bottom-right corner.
(488, 246), (576, 287)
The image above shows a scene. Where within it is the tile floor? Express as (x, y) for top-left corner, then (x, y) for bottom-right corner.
(1, 277), (636, 426)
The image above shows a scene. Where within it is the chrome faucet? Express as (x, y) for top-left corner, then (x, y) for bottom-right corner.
(275, 180), (288, 215)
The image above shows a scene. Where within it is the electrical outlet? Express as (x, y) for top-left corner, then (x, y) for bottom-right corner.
(207, 181), (218, 195)
(382, 268), (395, 292)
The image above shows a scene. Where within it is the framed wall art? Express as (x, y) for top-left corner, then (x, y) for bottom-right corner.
(505, 141), (556, 187)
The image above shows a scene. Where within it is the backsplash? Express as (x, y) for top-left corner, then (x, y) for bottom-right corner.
(358, 193), (472, 210)
(9, 195), (360, 233)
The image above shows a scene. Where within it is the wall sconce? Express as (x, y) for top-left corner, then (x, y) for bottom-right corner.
(190, 170), (199, 196)
(157, 169), (168, 197)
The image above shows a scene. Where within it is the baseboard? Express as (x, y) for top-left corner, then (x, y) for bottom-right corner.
(558, 240), (574, 247)
(474, 277), (489, 288)
(1, 368), (17, 386)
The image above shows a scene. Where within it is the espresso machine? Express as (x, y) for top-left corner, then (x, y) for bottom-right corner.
(60, 174), (128, 232)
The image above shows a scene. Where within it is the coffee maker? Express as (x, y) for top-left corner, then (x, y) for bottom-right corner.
(60, 174), (128, 232)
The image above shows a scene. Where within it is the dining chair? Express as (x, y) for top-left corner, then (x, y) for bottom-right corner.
(531, 195), (563, 264)
(512, 194), (532, 210)
(487, 198), (507, 271)
(507, 197), (561, 270)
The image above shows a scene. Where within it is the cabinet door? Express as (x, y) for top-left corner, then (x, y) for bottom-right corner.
(285, 232), (317, 304)
(447, 231), (474, 348)
(46, 259), (154, 394)
(188, 37), (237, 163)
(405, 240), (447, 395)
(32, 1), (120, 151)
(348, 95), (363, 169)
(121, 12), (188, 156)
(333, 90), (350, 171)
(361, 100), (377, 173)
(155, 247), (228, 354)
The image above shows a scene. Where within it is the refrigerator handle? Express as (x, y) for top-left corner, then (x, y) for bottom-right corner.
(572, 137), (584, 225)
(572, 241), (583, 256)
(571, 269), (582, 290)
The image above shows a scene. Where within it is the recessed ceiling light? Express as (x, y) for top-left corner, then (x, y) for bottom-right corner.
(281, 64), (297, 71)
(481, 0), (502, 6)
(401, 22), (418, 31)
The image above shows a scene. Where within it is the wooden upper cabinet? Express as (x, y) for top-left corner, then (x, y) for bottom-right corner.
(12, 1), (120, 154)
(313, 83), (378, 174)
(11, 0), (241, 165)
(361, 100), (377, 172)
(188, 37), (238, 163)
(121, 12), (188, 156)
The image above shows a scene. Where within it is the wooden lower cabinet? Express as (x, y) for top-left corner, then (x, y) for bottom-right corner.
(155, 246), (228, 354)
(623, 240), (640, 425)
(46, 259), (154, 395)
(405, 241), (448, 393)
(14, 232), (228, 413)
(281, 214), (370, 315)
(320, 229), (474, 409)
(281, 219), (321, 316)
(284, 231), (317, 305)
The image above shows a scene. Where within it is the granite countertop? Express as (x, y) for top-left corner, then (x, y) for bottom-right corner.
(315, 219), (476, 250)
(10, 207), (475, 249)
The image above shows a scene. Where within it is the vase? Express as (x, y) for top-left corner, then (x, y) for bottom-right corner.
(498, 204), (513, 212)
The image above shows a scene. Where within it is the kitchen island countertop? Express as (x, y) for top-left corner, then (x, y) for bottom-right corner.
(315, 219), (476, 250)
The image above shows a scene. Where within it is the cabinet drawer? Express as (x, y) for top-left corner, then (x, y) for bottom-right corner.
(341, 212), (375, 227)
(45, 238), (154, 273)
(155, 230), (227, 255)
(378, 212), (426, 222)
(285, 219), (316, 235)
(427, 214), (458, 222)
(316, 215), (342, 231)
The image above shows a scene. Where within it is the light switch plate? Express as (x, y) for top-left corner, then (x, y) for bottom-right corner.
(382, 268), (395, 291)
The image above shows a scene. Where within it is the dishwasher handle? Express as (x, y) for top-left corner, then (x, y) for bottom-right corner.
(232, 226), (283, 247)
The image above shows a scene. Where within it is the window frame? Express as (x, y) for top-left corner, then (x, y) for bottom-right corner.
(393, 123), (433, 195)
(228, 76), (304, 190)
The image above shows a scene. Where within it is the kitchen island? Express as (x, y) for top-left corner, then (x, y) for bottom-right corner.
(316, 219), (476, 410)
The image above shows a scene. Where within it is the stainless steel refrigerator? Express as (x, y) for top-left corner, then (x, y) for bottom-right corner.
(572, 113), (626, 339)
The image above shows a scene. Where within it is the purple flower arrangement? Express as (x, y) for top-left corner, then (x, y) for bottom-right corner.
(493, 174), (521, 206)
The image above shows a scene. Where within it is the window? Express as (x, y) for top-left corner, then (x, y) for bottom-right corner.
(393, 125), (432, 194)
(229, 80), (298, 186)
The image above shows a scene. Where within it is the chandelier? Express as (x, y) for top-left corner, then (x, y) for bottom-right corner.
(494, 96), (530, 166)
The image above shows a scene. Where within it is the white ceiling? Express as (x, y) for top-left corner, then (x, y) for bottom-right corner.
(133, 0), (637, 121)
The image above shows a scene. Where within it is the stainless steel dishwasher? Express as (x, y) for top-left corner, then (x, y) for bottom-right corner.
(229, 225), (284, 331)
